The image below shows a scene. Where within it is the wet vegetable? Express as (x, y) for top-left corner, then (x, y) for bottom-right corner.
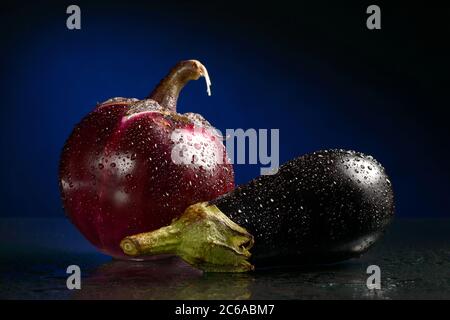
(59, 60), (234, 259)
(121, 149), (394, 271)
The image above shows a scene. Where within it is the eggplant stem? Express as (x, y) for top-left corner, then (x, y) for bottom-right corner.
(149, 60), (211, 112)
(120, 202), (254, 273)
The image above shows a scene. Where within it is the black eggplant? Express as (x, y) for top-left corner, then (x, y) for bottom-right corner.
(121, 149), (394, 272)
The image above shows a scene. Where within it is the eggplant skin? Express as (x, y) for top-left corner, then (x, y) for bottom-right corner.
(210, 149), (395, 266)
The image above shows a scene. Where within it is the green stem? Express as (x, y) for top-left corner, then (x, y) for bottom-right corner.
(120, 202), (254, 272)
(120, 225), (180, 256)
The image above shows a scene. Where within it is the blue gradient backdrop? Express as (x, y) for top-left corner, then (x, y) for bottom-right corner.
(0, 1), (449, 218)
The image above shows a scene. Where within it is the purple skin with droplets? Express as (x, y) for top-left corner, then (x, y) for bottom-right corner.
(59, 60), (234, 259)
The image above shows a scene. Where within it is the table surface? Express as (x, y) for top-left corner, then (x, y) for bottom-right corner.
(0, 218), (449, 300)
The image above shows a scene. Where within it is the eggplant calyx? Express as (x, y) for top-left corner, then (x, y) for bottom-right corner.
(120, 202), (254, 272)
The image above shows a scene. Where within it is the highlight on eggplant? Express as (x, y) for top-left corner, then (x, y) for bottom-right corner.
(121, 149), (395, 272)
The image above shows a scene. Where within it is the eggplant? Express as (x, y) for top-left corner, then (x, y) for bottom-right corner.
(121, 149), (394, 272)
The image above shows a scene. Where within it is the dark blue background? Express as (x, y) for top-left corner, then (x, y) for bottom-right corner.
(1, 1), (449, 218)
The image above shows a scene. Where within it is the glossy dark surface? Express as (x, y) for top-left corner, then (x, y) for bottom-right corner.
(212, 150), (394, 264)
(1, 218), (448, 300)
